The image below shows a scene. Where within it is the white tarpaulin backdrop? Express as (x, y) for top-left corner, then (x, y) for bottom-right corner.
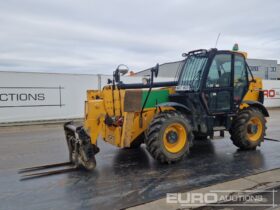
(0, 71), (170, 123)
(0, 71), (279, 124)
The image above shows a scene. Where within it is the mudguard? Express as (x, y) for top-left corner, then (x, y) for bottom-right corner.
(242, 100), (269, 117)
(156, 102), (191, 114)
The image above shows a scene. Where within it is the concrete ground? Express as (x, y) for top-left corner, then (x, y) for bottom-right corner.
(129, 108), (280, 210)
(128, 169), (280, 210)
(0, 108), (280, 210)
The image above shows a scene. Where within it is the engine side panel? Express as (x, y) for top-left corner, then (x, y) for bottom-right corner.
(84, 86), (174, 148)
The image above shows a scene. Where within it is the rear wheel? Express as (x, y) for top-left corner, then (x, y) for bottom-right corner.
(145, 110), (193, 163)
(230, 107), (266, 150)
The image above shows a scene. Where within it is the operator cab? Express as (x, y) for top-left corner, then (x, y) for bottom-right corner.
(175, 48), (253, 115)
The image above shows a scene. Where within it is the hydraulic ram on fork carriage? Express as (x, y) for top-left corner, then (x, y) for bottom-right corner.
(18, 122), (100, 180)
(64, 122), (99, 171)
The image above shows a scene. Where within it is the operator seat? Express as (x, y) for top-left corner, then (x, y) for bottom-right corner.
(218, 72), (231, 87)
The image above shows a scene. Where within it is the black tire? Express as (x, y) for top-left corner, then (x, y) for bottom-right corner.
(145, 110), (193, 163)
(194, 133), (208, 141)
(229, 107), (266, 150)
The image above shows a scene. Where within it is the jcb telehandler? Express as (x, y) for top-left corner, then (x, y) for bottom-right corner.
(19, 47), (269, 178)
(61, 47), (269, 171)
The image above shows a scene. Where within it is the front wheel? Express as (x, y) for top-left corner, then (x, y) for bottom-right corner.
(230, 107), (266, 150)
(145, 110), (193, 164)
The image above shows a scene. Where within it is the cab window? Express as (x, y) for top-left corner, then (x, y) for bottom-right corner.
(234, 55), (248, 103)
(206, 54), (232, 88)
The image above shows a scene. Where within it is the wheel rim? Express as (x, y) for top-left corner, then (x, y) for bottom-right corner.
(163, 123), (187, 153)
(247, 117), (263, 142)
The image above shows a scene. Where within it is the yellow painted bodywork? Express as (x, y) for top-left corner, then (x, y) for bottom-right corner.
(234, 49), (263, 110)
(240, 77), (263, 109)
(84, 73), (263, 148)
(84, 85), (174, 148)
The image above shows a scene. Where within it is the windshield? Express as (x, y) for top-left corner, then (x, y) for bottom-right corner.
(177, 54), (208, 91)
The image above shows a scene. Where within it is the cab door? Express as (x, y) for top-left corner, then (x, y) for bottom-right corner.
(233, 54), (249, 109)
(202, 53), (234, 114)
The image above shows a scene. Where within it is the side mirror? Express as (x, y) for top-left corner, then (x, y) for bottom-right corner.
(119, 69), (128, 76)
(114, 64), (129, 83)
(117, 64), (129, 75)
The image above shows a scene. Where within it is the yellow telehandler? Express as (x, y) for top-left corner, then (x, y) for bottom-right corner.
(20, 47), (269, 179)
(64, 47), (268, 170)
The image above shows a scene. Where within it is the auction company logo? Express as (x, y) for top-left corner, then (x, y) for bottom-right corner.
(166, 190), (278, 207)
(263, 89), (280, 98)
(0, 86), (64, 108)
(0, 93), (45, 102)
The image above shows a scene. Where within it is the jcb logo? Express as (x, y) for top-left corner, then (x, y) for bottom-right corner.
(263, 89), (276, 98)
